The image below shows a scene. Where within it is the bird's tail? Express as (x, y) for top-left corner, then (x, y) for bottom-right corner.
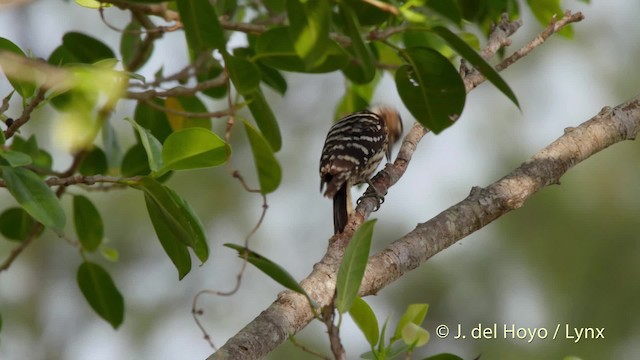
(333, 184), (349, 234)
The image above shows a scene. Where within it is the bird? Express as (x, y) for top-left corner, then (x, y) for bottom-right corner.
(319, 105), (403, 234)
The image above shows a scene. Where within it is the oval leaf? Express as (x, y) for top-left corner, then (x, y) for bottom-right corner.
(120, 20), (154, 71)
(223, 52), (261, 95)
(73, 195), (103, 252)
(243, 121), (282, 194)
(177, 0), (225, 55)
(134, 99), (172, 142)
(165, 96), (212, 131)
(161, 128), (229, 172)
(336, 219), (376, 314)
(401, 323), (430, 348)
(431, 26), (519, 109)
(77, 261), (124, 329)
(79, 147), (108, 175)
(1, 166), (66, 233)
(0, 37), (36, 98)
(396, 47), (466, 133)
(394, 303), (429, 340)
(338, 3), (375, 84)
(136, 177), (209, 263)
(121, 143), (150, 177)
(287, 0), (330, 67)
(144, 193), (192, 279)
(245, 89), (282, 152)
(125, 117), (163, 173)
(62, 32), (116, 64)
(0, 149), (32, 167)
(224, 243), (309, 297)
(255, 27), (349, 73)
(349, 297), (379, 346)
(0, 207), (37, 242)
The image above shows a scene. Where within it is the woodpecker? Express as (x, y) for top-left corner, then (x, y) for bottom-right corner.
(319, 106), (403, 234)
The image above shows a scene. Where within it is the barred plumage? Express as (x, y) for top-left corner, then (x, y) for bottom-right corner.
(319, 106), (403, 233)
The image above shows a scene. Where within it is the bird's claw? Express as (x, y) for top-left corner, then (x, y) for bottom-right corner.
(358, 181), (386, 211)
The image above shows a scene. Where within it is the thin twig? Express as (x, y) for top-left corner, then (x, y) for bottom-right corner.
(0, 223), (43, 272)
(464, 11), (584, 92)
(140, 98), (233, 119)
(4, 88), (46, 139)
(192, 168), (269, 348)
(496, 11), (585, 71)
(126, 72), (228, 100)
(322, 294), (346, 360)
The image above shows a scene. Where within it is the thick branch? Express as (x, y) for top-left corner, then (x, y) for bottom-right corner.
(211, 95), (640, 360)
(362, 98), (639, 295)
(206, 12), (617, 360)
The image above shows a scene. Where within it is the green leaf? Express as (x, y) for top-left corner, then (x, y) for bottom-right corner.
(121, 143), (151, 177)
(164, 96), (212, 131)
(393, 304), (429, 341)
(421, 354), (464, 360)
(287, 0), (330, 68)
(402, 323), (430, 347)
(396, 47), (465, 133)
(1, 166), (66, 233)
(0, 37), (36, 98)
(243, 121), (282, 194)
(0, 149), (32, 167)
(125, 117), (164, 173)
(177, 0), (225, 56)
(256, 61), (288, 95)
(144, 193), (192, 279)
(233, 47), (287, 95)
(336, 219), (376, 313)
(245, 89), (282, 152)
(79, 147), (108, 175)
(100, 246), (119, 262)
(431, 26), (519, 109)
(77, 261), (124, 329)
(120, 20), (154, 71)
(198, 57), (227, 99)
(60, 32), (116, 64)
(160, 128), (229, 172)
(75, 0), (110, 9)
(346, 0), (390, 26)
(224, 243), (309, 297)
(338, 3), (375, 84)
(255, 27), (349, 73)
(9, 135), (52, 170)
(0, 207), (37, 242)
(426, 0), (462, 25)
(349, 297), (379, 346)
(134, 99), (172, 142)
(136, 177), (209, 263)
(264, 0), (285, 12)
(223, 52), (261, 95)
(335, 76), (380, 118)
(73, 195), (103, 252)
(526, 0), (573, 37)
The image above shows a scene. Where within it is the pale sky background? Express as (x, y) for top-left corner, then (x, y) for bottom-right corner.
(0, 0), (639, 359)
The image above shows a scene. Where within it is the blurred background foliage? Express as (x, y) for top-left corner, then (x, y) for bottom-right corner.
(0, 0), (639, 359)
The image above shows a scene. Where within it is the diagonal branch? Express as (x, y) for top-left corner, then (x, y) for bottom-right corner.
(208, 11), (590, 360)
(361, 97), (640, 296)
(209, 95), (640, 360)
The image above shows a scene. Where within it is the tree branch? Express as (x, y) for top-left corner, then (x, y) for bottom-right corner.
(210, 95), (640, 360)
(206, 11), (611, 360)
